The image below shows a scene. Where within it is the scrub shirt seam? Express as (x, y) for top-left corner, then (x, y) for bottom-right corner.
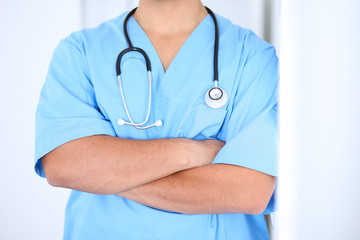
(228, 35), (277, 133)
(63, 36), (98, 108)
(216, 28), (247, 141)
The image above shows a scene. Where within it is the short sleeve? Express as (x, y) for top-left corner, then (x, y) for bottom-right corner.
(213, 37), (278, 177)
(34, 37), (116, 178)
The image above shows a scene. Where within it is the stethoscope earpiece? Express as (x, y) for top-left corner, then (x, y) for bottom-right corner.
(154, 120), (163, 127)
(118, 119), (126, 125)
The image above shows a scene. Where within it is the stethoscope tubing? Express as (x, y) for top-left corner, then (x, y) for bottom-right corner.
(123, 8), (137, 48)
(117, 71), (152, 128)
(204, 7), (219, 83)
(116, 7), (227, 129)
(119, 7), (219, 83)
(116, 47), (151, 76)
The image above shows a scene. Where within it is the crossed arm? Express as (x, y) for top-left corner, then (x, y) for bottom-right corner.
(42, 135), (275, 215)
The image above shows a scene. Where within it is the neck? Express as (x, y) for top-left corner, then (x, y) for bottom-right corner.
(133, 0), (208, 35)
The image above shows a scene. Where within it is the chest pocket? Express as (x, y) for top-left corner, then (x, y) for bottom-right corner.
(177, 104), (228, 140)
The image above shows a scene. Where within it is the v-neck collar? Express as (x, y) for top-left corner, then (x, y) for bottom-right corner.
(126, 14), (214, 81)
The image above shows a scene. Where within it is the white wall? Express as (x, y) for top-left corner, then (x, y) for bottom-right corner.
(203, 0), (266, 39)
(278, 0), (360, 239)
(81, 0), (138, 28)
(0, 1), (273, 239)
(0, 1), (81, 239)
(81, 0), (270, 42)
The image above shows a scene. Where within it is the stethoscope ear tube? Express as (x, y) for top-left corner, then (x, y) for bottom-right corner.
(117, 71), (160, 129)
(116, 47), (152, 76)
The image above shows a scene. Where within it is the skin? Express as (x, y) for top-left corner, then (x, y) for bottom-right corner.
(133, 0), (208, 71)
(42, 0), (276, 215)
(43, 136), (224, 194)
(118, 164), (275, 215)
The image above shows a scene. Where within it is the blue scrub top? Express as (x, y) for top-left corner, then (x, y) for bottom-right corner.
(35, 11), (278, 240)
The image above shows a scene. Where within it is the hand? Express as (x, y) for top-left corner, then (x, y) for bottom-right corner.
(200, 139), (226, 162)
(181, 138), (225, 168)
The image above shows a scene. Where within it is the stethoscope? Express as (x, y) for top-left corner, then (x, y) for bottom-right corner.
(116, 7), (228, 130)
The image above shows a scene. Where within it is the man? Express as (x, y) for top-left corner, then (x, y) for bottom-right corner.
(35, 0), (278, 239)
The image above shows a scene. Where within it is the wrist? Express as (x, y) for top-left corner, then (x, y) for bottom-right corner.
(167, 138), (199, 170)
(179, 138), (211, 168)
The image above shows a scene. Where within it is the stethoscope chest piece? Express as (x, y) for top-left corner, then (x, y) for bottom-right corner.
(204, 85), (228, 109)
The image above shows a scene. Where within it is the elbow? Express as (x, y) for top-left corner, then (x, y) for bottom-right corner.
(42, 155), (71, 188)
(232, 189), (274, 215)
(45, 169), (69, 188)
(239, 175), (276, 215)
(42, 154), (122, 195)
(246, 198), (269, 215)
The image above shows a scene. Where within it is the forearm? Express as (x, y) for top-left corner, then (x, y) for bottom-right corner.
(42, 135), (210, 194)
(118, 164), (275, 215)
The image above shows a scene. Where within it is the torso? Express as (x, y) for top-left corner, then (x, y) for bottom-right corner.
(56, 11), (275, 240)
